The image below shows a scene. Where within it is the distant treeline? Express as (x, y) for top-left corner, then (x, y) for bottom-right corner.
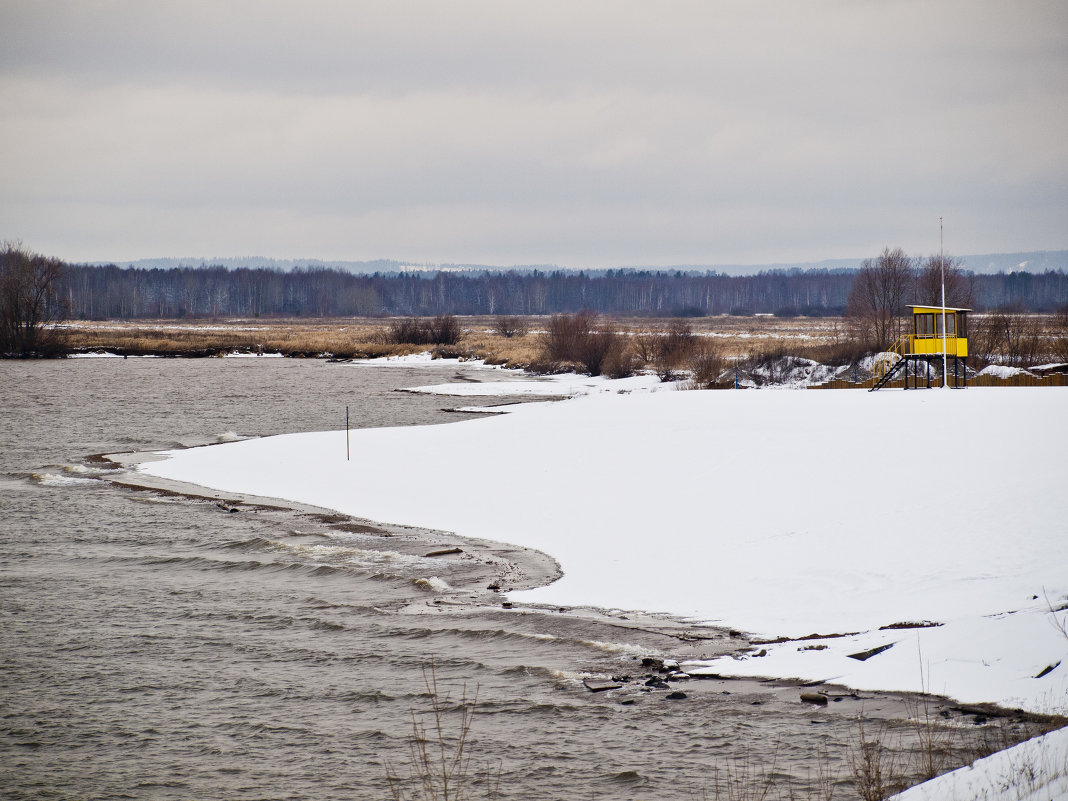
(60, 264), (1068, 319)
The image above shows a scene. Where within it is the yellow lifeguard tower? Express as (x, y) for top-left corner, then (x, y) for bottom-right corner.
(870, 305), (970, 390)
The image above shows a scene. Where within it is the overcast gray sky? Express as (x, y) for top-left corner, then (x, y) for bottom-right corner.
(2, 1), (1066, 268)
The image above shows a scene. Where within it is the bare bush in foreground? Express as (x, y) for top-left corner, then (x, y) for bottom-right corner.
(849, 717), (904, 801)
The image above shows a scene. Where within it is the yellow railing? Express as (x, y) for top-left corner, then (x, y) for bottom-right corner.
(871, 335), (912, 388)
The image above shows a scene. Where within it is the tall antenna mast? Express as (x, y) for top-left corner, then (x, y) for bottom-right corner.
(940, 217), (948, 388)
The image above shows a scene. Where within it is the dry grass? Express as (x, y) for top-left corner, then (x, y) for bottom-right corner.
(59, 313), (1068, 373)
(61, 318), (389, 357)
(385, 662), (500, 801)
(61, 315), (851, 363)
(849, 717), (906, 801)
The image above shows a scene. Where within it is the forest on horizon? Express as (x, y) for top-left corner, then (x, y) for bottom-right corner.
(61, 261), (1068, 320)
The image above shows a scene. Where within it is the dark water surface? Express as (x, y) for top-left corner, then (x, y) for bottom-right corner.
(0, 358), (1032, 800)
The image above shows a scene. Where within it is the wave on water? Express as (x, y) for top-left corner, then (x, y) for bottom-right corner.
(578, 639), (652, 657)
(278, 541), (421, 567)
(218, 538), (427, 577)
(108, 553), (374, 579)
(29, 470), (100, 487)
(609, 770), (650, 786)
(221, 536), (280, 552)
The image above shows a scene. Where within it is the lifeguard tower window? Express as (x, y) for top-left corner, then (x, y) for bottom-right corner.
(936, 314), (955, 337)
(916, 313), (935, 338)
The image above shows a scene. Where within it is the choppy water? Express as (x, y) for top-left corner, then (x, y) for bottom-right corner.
(0, 358), (1039, 800)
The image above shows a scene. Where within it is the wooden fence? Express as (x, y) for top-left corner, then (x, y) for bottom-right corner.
(809, 372), (1068, 389)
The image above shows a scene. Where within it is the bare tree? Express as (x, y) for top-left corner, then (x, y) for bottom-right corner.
(0, 242), (68, 356)
(915, 254), (975, 309)
(846, 247), (915, 350)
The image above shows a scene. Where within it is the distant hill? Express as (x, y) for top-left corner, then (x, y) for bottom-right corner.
(626, 251), (1068, 276)
(958, 251), (1068, 274)
(100, 250), (1068, 276)
(103, 256), (408, 273)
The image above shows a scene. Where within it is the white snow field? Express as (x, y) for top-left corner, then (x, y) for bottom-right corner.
(141, 383), (1068, 715)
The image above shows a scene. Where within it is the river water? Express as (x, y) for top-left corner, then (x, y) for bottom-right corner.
(0, 358), (1039, 800)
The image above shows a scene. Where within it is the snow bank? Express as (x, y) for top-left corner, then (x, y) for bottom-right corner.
(860, 351), (902, 371)
(889, 725), (1068, 801)
(978, 365), (1034, 379)
(355, 351), (473, 366)
(746, 355), (844, 387)
(405, 373), (665, 397)
(141, 386), (1068, 713)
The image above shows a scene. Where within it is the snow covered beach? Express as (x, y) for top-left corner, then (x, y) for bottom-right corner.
(140, 366), (1068, 717)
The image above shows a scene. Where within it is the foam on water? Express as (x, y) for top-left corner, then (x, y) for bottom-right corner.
(413, 576), (452, 592)
(29, 470), (99, 486)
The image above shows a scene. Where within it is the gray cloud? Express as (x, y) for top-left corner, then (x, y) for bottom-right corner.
(2, 0), (1066, 266)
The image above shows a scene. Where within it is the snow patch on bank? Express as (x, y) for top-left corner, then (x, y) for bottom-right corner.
(978, 364), (1034, 379)
(405, 373), (666, 397)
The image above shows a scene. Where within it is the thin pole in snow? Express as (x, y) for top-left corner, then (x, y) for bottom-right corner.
(346, 406), (350, 461)
(940, 217), (948, 389)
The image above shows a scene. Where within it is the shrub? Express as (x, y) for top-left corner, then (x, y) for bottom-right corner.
(492, 315), (528, 338)
(541, 311), (628, 376)
(387, 315), (461, 346)
(631, 330), (660, 366)
(387, 318), (428, 345)
(688, 341), (726, 388)
(543, 311), (595, 363)
(653, 319), (698, 381)
(602, 344), (640, 379)
(430, 314), (461, 346)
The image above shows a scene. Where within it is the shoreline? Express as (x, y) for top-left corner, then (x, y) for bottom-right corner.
(12, 350), (1064, 799)
(103, 449), (1064, 731)
(95, 444), (1068, 799)
(130, 380), (1068, 718)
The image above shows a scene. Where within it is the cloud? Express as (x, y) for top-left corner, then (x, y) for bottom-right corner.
(1, 1), (1066, 265)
